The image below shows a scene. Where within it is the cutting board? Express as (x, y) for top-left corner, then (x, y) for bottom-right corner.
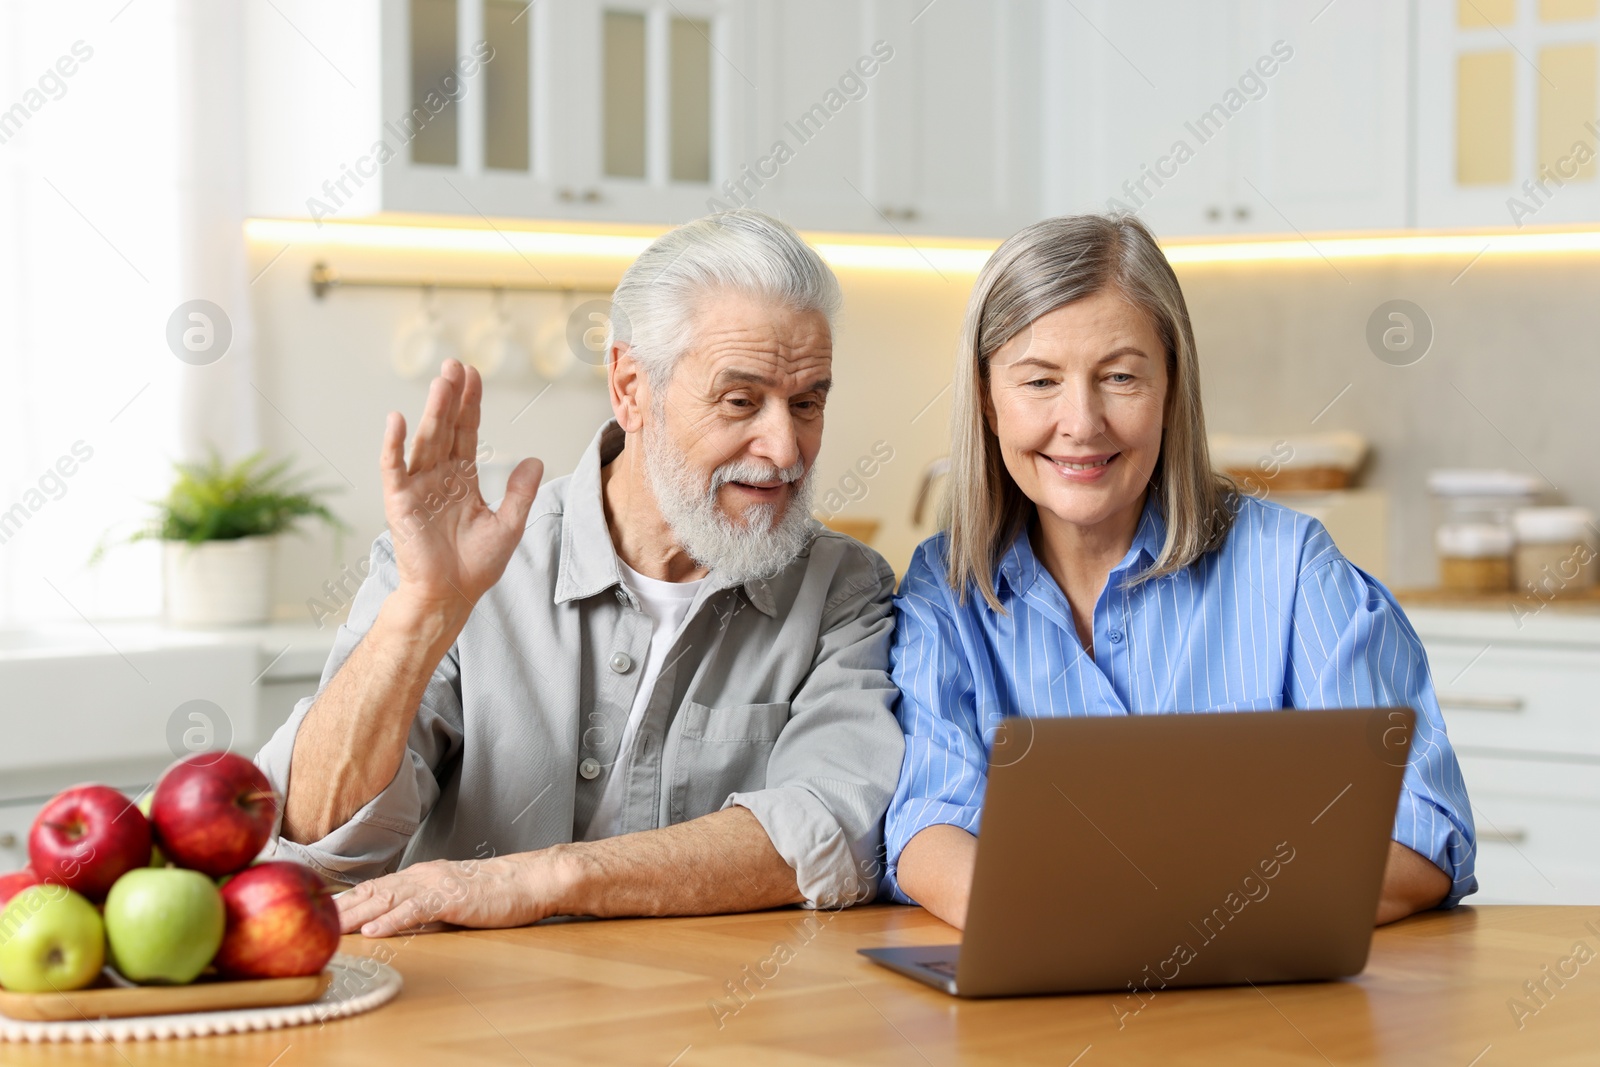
(0, 969), (330, 1022)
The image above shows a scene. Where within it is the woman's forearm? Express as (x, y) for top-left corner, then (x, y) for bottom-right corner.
(1375, 840), (1451, 925)
(896, 824), (980, 929)
(282, 592), (469, 844)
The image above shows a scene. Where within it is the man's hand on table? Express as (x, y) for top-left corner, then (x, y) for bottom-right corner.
(336, 809), (805, 936)
(337, 850), (579, 937)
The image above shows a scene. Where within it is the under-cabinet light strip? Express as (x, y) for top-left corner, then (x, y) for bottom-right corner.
(246, 218), (1600, 274)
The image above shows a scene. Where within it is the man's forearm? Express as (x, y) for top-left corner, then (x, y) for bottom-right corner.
(550, 806), (803, 917)
(282, 593), (468, 844)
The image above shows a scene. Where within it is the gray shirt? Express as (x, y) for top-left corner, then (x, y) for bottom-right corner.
(255, 421), (904, 908)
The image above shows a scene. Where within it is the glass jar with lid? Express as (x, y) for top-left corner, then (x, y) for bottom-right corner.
(1512, 507), (1597, 595)
(1428, 470), (1540, 593)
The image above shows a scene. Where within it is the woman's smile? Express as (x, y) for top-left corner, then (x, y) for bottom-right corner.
(1040, 451), (1118, 482)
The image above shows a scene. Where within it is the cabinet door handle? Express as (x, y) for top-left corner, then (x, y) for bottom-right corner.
(0, 832), (16, 849)
(1206, 205), (1222, 221)
(557, 187), (603, 204)
(1437, 693), (1526, 713)
(1480, 827), (1528, 845)
(1233, 205), (1251, 220)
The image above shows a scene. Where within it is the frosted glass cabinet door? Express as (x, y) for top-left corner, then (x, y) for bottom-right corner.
(482, 0), (532, 172)
(1416, 0), (1600, 228)
(557, 0), (750, 224)
(374, 0), (747, 221)
(409, 0), (462, 167)
(379, 0), (566, 217)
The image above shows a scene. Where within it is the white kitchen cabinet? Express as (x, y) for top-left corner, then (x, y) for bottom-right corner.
(249, 0), (1043, 236)
(247, 0), (749, 225)
(1410, 606), (1600, 904)
(868, 0), (1042, 238)
(737, 0), (882, 230)
(555, 0), (754, 224)
(246, 0), (1429, 238)
(1232, 0), (1411, 233)
(740, 0), (1040, 239)
(1416, 0), (1600, 229)
(1044, 0), (1239, 236)
(1453, 775), (1600, 904)
(1045, 0), (1410, 238)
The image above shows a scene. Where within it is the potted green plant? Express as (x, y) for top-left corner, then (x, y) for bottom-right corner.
(107, 451), (344, 627)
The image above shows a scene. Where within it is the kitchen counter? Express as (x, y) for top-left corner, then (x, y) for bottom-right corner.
(0, 617), (337, 681)
(0, 619), (337, 814)
(4, 904), (1595, 1064)
(1396, 586), (1600, 612)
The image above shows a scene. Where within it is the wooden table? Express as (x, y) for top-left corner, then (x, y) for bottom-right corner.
(7, 904), (1600, 1064)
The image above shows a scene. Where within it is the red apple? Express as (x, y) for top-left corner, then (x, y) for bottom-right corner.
(0, 867), (41, 908)
(28, 785), (153, 901)
(150, 752), (278, 877)
(213, 862), (340, 979)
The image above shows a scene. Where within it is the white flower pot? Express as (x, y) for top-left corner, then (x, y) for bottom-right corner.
(162, 536), (276, 627)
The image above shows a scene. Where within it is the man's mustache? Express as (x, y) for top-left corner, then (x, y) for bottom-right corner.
(709, 459), (807, 495)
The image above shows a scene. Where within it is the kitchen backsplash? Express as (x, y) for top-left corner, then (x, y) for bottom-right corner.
(249, 235), (1600, 623)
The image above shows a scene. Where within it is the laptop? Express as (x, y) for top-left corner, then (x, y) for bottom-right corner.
(860, 707), (1414, 998)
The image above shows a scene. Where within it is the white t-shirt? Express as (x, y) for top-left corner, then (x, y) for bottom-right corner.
(581, 559), (706, 841)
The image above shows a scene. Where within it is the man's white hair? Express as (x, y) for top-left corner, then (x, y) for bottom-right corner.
(606, 210), (842, 388)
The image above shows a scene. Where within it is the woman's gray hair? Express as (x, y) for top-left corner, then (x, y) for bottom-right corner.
(946, 213), (1236, 610)
(606, 210), (842, 389)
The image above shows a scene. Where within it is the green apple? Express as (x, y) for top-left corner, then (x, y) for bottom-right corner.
(136, 793), (165, 867)
(103, 868), (224, 985)
(0, 884), (105, 992)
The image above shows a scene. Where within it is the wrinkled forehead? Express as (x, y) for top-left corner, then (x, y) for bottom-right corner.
(681, 295), (834, 391)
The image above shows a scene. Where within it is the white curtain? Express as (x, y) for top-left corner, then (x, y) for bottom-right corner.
(0, 0), (256, 624)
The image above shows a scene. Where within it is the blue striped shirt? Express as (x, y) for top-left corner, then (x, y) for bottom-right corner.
(882, 495), (1477, 907)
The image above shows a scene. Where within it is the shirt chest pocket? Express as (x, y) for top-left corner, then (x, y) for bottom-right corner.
(667, 701), (790, 823)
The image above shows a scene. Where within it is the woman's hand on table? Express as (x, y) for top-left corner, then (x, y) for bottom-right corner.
(337, 850), (578, 937)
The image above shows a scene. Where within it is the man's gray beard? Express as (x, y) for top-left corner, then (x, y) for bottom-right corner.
(643, 420), (816, 585)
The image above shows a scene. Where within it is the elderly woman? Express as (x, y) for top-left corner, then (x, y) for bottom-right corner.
(884, 214), (1476, 929)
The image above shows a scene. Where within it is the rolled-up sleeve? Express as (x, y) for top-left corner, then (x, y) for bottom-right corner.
(254, 533), (465, 886)
(723, 546), (904, 910)
(1287, 547), (1478, 907)
(881, 542), (985, 904)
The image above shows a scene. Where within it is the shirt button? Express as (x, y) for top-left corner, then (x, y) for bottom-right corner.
(578, 757), (601, 780)
(609, 651), (633, 674)
(1108, 630), (1123, 643)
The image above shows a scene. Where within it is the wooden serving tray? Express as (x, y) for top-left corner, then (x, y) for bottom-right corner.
(0, 969), (330, 1022)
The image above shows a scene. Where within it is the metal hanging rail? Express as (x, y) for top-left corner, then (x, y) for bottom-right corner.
(309, 261), (615, 300)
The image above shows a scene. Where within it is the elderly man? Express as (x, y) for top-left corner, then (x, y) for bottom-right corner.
(256, 211), (903, 936)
